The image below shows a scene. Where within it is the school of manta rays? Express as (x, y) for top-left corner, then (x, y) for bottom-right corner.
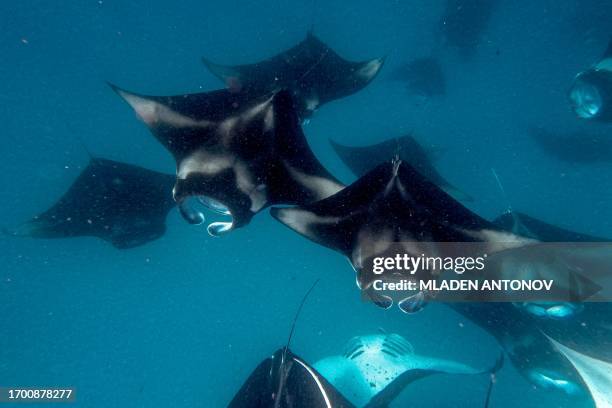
(7, 30), (612, 407)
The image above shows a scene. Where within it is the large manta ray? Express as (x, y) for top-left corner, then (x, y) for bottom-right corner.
(453, 212), (612, 407)
(451, 303), (588, 403)
(329, 135), (471, 200)
(6, 158), (176, 249)
(229, 336), (499, 407)
(228, 282), (499, 407)
(451, 302), (612, 408)
(112, 86), (344, 236)
(202, 32), (385, 117)
(313, 332), (501, 408)
(271, 159), (610, 310)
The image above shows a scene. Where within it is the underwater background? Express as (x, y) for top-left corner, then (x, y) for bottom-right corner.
(1, 0), (611, 406)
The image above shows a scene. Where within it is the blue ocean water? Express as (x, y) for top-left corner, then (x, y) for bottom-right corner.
(1, 1), (611, 407)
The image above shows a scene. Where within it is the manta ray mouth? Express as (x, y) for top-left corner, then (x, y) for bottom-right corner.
(569, 78), (602, 119)
(513, 302), (583, 319)
(197, 196), (234, 236)
(527, 369), (582, 395)
(177, 196), (235, 236)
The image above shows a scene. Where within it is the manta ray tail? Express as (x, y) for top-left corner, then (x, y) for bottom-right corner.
(484, 353), (505, 408)
(491, 167), (512, 213)
(284, 279), (320, 355)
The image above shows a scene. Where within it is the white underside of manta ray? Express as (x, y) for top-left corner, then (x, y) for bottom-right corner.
(313, 332), (495, 408)
(546, 334), (612, 408)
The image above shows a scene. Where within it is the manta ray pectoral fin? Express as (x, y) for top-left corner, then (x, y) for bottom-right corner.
(492, 211), (610, 242)
(227, 356), (274, 408)
(362, 352), (503, 408)
(270, 207), (345, 250)
(353, 57), (386, 82)
(201, 57), (240, 84)
(3, 222), (40, 238)
(316, 333), (501, 408)
(547, 335), (612, 408)
(361, 369), (433, 408)
(441, 183), (474, 202)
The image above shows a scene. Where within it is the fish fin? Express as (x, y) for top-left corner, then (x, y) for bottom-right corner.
(201, 57), (239, 83)
(441, 183), (474, 202)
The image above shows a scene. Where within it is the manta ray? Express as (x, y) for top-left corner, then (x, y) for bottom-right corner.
(388, 57), (446, 97)
(112, 86), (344, 236)
(228, 347), (358, 408)
(452, 302), (612, 408)
(547, 335), (612, 408)
(230, 336), (500, 408)
(227, 282), (385, 408)
(313, 332), (501, 408)
(271, 159), (609, 311)
(450, 303), (588, 401)
(492, 210), (608, 243)
(569, 40), (612, 122)
(228, 284), (500, 407)
(475, 208), (612, 406)
(493, 210), (612, 357)
(438, 0), (498, 57)
(329, 135), (471, 200)
(202, 32), (385, 117)
(529, 127), (612, 164)
(6, 158), (176, 249)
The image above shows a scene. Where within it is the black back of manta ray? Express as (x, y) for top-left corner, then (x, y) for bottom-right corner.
(228, 348), (356, 408)
(329, 135), (471, 200)
(9, 158), (175, 249)
(112, 86), (344, 233)
(202, 32), (385, 116)
(492, 211), (609, 242)
(271, 160), (494, 256)
(271, 160), (513, 308)
(228, 347), (418, 408)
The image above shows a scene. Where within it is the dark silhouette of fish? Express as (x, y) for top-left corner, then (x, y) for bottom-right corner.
(388, 57), (446, 97)
(439, 0), (498, 56)
(6, 158), (176, 249)
(530, 127), (612, 164)
(202, 32), (385, 118)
